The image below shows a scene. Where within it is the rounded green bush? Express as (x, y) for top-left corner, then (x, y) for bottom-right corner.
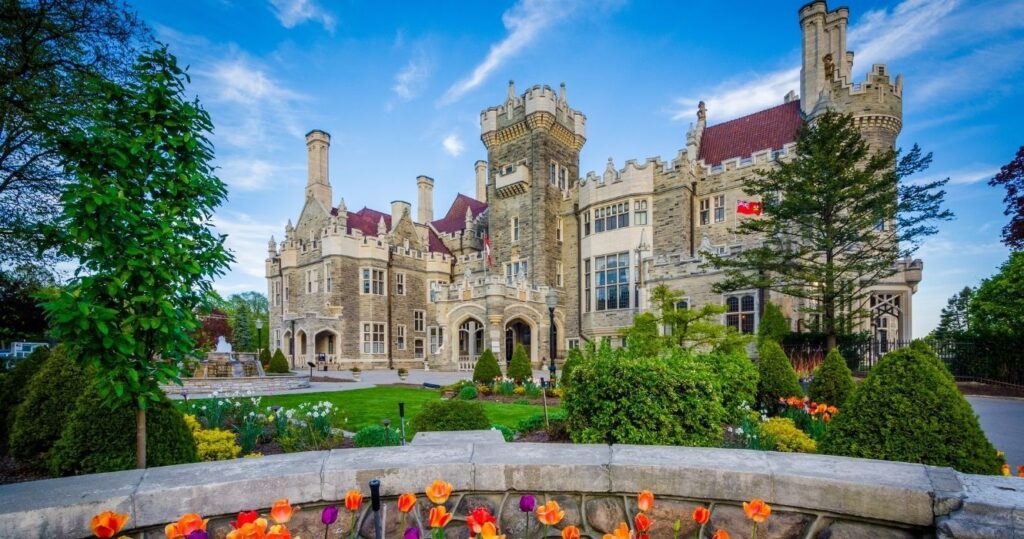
(490, 424), (514, 442)
(760, 418), (816, 453)
(0, 346), (49, 453)
(758, 302), (790, 343)
(702, 350), (758, 424)
(47, 384), (198, 477)
(564, 347), (724, 446)
(506, 343), (532, 384)
(472, 349), (502, 384)
(457, 384), (478, 400)
(756, 339), (803, 407)
(409, 399), (490, 432)
(268, 348), (290, 374)
(559, 347), (583, 388)
(819, 344), (1003, 474)
(258, 348), (272, 369)
(808, 348), (855, 407)
(8, 345), (86, 460)
(353, 425), (402, 448)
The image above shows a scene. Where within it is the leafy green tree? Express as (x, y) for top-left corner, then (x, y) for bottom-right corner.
(472, 348), (501, 384)
(932, 286), (974, 340)
(507, 343), (532, 383)
(9, 345), (85, 460)
(989, 145), (1024, 250)
(807, 348), (854, 407)
(756, 339), (803, 407)
(42, 47), (231, 468)
(969, 252), (1024, 338)
(559, 347), (584, 388)
(709, 112), (952, 350)
(0, 267), (55, 344)
(268, 349), (290, 374)
(219, 291), (269, 351)
(232, 307), (253, 352)
(758, 302), (789, 344)
(621, 284), (749, 353)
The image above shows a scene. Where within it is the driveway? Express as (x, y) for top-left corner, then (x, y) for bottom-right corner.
(967, 396), (1024, 471)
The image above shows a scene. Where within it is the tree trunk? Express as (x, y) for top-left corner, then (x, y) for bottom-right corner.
(826, 332), (837, 353)
(136, 406), (146, 469)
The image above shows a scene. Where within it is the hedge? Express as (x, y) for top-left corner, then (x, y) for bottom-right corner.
(472, 349), (502, 384)
(756, 339), (803, 407)
(8, 345), (86, 460)
(808, 348), (855, 407)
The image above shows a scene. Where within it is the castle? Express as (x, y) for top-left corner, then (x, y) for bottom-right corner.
(265, 1), (923, 370)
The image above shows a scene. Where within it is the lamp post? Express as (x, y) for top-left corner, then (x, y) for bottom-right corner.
(545, 288), (557, 384)
(254, 318), (264, 354)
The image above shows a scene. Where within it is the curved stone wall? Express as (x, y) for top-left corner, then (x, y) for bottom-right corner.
(0, 433), (1020, 538)
(159, 374), (310, 395)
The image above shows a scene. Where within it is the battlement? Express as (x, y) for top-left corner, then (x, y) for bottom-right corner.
(580, 156), (663, 187)
(698, 142), (797, 176)
(480, 81), (586, 145)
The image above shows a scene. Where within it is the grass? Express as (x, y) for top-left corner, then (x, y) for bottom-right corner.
(199, 385), (559, 436)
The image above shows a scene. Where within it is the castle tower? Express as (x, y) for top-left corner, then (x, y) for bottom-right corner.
(799, 1), (850, 116)
(479, 81), (586, 290)
(417, 175), (434, 224)
(305, 130), (332, 208)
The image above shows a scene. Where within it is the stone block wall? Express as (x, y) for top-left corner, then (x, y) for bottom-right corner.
(159, 375), (310, 395)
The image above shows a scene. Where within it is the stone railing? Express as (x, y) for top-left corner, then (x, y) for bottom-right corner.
(159, 374), (310, 396)
(0, 431), (1020, 538)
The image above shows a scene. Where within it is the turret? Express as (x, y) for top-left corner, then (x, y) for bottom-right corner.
(799, 1), (850, 115)
(417, 175), (434, 224)
(305, 130), (332, 208)
(474, 161), (487, 202)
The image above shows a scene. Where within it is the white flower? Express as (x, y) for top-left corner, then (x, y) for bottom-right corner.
(736, 427), (744, 435)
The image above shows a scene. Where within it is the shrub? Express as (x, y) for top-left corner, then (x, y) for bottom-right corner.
(524, 382), (542, 399)
(410, 399), (490, 432)
(514, 410), (567, 434)
(758, 302), (790, 343)
(496, 380), (516, 396)
(457, 384), (478, 400)
(564, 347), (724, 446)
(808, 348), (855, 406)
(560, 347), (583, 388)
(756, 339), (803, 407)
(760, 418), (816, 453)
(268, 348), (290, 374)
(0, 346), (48, 453)
(258, 348), (272, 368)
(702, 350), (758, 425)
(819, 345), (1003, 474)
(475, 383), (489, 395)
(184, 414), (241, 461)
(9, 345), (87, 460)
(507, 343), (532, 384)
(472, 349), (502, 384)
(491, 424), (514, 442)
(47, 383), (197, 476)
(353, 425), (402, 448)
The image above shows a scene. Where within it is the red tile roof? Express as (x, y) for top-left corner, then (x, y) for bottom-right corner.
(426, 228), (450, 255)
(431, 193), (488, 234)
(698, 100), (804, 167)
(345, 207), (391, 237)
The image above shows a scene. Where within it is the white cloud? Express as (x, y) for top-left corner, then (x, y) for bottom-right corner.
(268, 0), (336, 32)
(672, 68), (800, 122)
(910, 166), (999, 187)
(393, 47), (433, 102)
(442, 134), (465, 157)
(439, 0), (579, 105)
(212, 212), (286, 280)
(218, 158), (304, 191)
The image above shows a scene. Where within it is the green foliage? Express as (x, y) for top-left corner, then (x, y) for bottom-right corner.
(622, 285), (749, 353)
(0, 346), (48, 453)
(457, 385), (479, 400)
(989, 145), (1024, 249)
(564, 346), (724, 446)
(0, 268), (54, 345)
(970, 252), (1024, 338)
(259, 348), (272, 368)
(353, 425), (402, 448)
(514, 410), (567, 434)
(507, 343), (532, 384)
(756, 340), (803, 407)
(708, 111), (951, 346)
(760, 418), (817, 453)
(48, 383), (197, 476)
(932, 286), (975, 340)
(472, 349), (502, 384)
(268, 349), (290, 374)
(758, 303), (789, 343)
(819, 344), (1003, 474)
(409, 399), (490, 432)
(702, 350), (758, 424)
(808, 348), (854, 406)
(490, 424), (515, 442)
(184, 414), (240, 461)
(560, 347), (583, 388)
(496, 380), (516, 396)
(8, 345), (87, 460)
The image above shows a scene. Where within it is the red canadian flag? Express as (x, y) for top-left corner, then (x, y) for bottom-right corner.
(736, 200), (763, 216)
(484, 233), (492, 267)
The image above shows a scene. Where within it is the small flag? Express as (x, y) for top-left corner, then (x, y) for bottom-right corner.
(736, 200), (763, 216)
(484, 233), (492, 267)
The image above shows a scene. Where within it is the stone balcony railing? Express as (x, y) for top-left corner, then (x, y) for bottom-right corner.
(0, 431), (1020, 538)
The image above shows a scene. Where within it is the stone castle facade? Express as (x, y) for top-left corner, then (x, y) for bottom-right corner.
(265, 0), (923, 370)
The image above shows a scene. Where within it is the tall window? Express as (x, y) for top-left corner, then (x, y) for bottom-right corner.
(556, 261), (564, 287)
(505, 259), (528, 284)
(556, 218), (563, 241)
(324, 263), (332, 293)
(594, 252), (630, 311)
(714, 194), (725, 223)
(284, 282), (289, 301)
(549, 162), (557, 185)
(429, 326), (444, 354)
(635, 200), (648, 225)
(725, 294), (756, 334)
(414, 339), (425, 359)
(584, 259), (592, 312)
(395, 272), (406, 295)
(306, 269), (317, 293)
(413, 310), (425, 332)
(700, 198), (710, 225)
(559, 167), (567, 191)
(583, 211), (591, 236)
(512, 217), (520, 242)
(362, 268), (385, 295)
(396, 325), (406, 350)
(362, 322), (385, 354)
(592, 202), (630, 234)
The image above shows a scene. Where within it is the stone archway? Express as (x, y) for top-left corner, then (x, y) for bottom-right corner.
(313, 329), (340, 368)
(457, 317), (485, 371)
(295, 329), (308, 366)
(505, 318), (532, 365)
(283, 330), (294, 366)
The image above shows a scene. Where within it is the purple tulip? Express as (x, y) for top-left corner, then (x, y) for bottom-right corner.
(404, 527), (421, 539)
(519, 494), (536, 512)
(187, 531), (208, 539)
(322, 504), (339, 525)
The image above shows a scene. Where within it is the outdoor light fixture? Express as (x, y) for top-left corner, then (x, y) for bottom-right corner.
(545, 288), (558, 383)
(369, 479), (383, 539)
(398, 402), (406, 446)
(307, 361), (315, 378)
(254, 318), (264, 354)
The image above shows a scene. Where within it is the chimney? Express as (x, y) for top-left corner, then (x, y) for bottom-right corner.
(474, 160), (487, 202)
(391, 200), (411, 231)
(305, 129), (332, 208)
(417, 175), (434, 224)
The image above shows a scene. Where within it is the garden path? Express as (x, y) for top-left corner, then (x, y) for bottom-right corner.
(967, 395), (1024, 471)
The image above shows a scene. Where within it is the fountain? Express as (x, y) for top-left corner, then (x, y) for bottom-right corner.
(196, 336), (266, 378)
(161, 336), (309, 395)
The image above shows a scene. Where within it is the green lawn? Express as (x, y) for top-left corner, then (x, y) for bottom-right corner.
(252, 386), (559, 436)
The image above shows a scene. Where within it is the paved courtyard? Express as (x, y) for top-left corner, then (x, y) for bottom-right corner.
(967, 395), (1024, 470)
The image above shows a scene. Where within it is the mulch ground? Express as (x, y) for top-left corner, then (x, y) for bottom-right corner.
(0, 456), (48, 485)
(513, 429), (572, 443)
(476, 394), (562, 406)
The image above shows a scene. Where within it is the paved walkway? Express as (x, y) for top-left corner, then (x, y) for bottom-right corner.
(967, 395), (1024, 470)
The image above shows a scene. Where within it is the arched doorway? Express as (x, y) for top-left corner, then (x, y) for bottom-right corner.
(458, 318), (485, 371)
(296, 330), (308, 366)
(505, 318), (532, 365)
(314, 329), (338, 368)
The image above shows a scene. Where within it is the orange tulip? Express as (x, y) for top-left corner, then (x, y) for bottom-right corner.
(165, 513), (208, 538)
(634, 512), (653, 533)
(743, 499), (771, 523)
(479, 522), (506, 539)
(398, 492), (417, 512)
(345, 490), (364, 512)
(536, 500), (565, 526)
(636, 490), (654, 512)
(226, 518), (268, 539)
(270, 499), (295, 524)
(429, 505), (454, 528)
(90, 511), (129, 538)
(265, 524), (291, 539)
(712, 530), (730, 539)
(692, 506), (710, 525)
(602, 522), (632, 539)
(1018, 465), (1024, 477)
(827, 405), (839, 415)
(426, 479), (454, 504)
(822, 413), (831, 422)
(561, 525), (582, 539)
(1002, 464), (1011, 476)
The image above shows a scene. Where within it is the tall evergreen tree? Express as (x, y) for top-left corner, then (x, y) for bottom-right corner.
(232, 308), (253, 352)
(989, 146), (1024, 250)
(709, 111), (952, 350)
(932, 286), (974, 340)
(969, 252), (1024, 339)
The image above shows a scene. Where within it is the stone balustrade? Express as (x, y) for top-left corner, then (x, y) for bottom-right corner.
(0, 431), (1020, 538)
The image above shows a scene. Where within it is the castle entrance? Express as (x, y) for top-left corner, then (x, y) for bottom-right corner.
(458, 318), (485, 371)
(505, 319), (532, 365)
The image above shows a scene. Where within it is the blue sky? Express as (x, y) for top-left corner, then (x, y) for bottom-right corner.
(135, 0), (1024, 337)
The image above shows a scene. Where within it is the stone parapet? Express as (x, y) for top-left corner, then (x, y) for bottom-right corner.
(0, 438), (1020, 538)
(159, 374), (310, 395)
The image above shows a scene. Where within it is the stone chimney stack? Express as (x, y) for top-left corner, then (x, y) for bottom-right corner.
(305, 129), (332, 208)
(417, 175), (434, 224)
(474, 160), (487, 202)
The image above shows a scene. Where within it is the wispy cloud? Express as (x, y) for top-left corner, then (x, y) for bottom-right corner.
(910, 166), (999, 187)
(212, 212), (286, 280)
(391, 46), (434, 105)
(218, 158), (304, 191)
(672, 68), (799, 122)
(439, 0), (580, 105)
(268, 0), (336, 32)
(442, 134), (465, 157)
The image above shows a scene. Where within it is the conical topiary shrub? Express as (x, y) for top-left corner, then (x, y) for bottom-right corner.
(268, 348), (290, 374)
(819, 343), (1004, 474)
(560, 347), (584, 388)
(472, 348), (501, 384)
(757, 302), (790, 343)
(507, 343), (533, 384)
(8, 345), (86, 460)
(808, 348), (855, 407)
(259, 348), (272, 368)
(0, 346), (49, 454)
(756, 339), (803, 407)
